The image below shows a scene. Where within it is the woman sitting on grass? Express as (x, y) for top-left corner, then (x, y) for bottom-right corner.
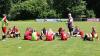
(12, 26), (21, 38)
(6, 28), (13, 38)
(73, 26), (80, 37)
(91, 27), (98, 40)
(6, 26), (21, 38)
(73, 26), (84, 38)
(45, 28), (55, 41)
(58, 27), (63, 36)
(31, 30), (40, 41)
(83, 27), (98, 41)
(24, 27), (33, 40)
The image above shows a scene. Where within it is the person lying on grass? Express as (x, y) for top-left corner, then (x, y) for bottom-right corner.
(91, 27), (99, 40)
(45, 28), (55, 41)
(40, 27), (47, 40)
(31, 30), (40, 41)
(83, 33), (93, 41)
(79, 29), (84, 39)
(24, 27), (33, 40)
(60, 29), (69, 40)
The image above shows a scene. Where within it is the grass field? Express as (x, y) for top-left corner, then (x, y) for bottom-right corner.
(0, 21), (100, 56)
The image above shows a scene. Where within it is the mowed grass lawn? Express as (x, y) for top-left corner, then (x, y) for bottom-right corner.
(0, 21), (100, 56)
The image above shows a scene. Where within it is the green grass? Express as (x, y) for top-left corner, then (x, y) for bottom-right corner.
(0, 21), (100, 56)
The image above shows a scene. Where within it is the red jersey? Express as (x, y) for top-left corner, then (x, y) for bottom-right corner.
(3, 16), (7, 22)
(12, 28), (19, 32)
(46, 32), (53, 41)
(91, 29), (96, 38)
(25, 31), (31, 36)
(24, 31), (32, 40)
(60, 32), (68, 40)
(79, 30), (84, 38)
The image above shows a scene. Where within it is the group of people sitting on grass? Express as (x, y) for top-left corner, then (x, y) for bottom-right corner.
(1, 14), (21, 40)
(2, 26), (21, 40)
(2, 26), (98, 41)
(24, 27), (70, 41)
(70, 26), (98, 41)
(23, 26), (98, 41)
(1, 21), (98, 41)
(24, 27), (40, 40)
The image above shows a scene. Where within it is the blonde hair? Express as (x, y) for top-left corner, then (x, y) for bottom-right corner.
(48, 28), (54, 34)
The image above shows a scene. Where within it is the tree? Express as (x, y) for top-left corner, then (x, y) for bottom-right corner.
(71, 0), (86, 18)
(1, 0), (98, 20)
(9, 0), (59, 20)
(53, 0), (87, 18)
(0, 0), (11, 17)
(86, 0), (100, 17)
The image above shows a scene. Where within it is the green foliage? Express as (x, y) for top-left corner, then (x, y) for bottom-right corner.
(0, 17), (2, 20)
(0, 0), (11, 14)
(39, 9), (60, 18)
(9, 0), (36, 20)
(11, 0), (27, 4)
(71, 0), (86, 18)
(9, 0), (59, 20)
(52, 0), (87, 18)
(86, 0), (100, 17)
(86, 10), (96, 18)
(0, 0), (99, 20)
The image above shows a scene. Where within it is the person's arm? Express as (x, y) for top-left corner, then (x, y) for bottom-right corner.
(17, 28), (20, 33)
(71, 19), (74, 27)
(6, 20), (9, 26)
(67, 19), (69, 23)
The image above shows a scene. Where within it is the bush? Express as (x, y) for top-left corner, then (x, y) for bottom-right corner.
(86, 10), (96, 18)
(0, 17), (2, 21)
(9, 0), (60, 20)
